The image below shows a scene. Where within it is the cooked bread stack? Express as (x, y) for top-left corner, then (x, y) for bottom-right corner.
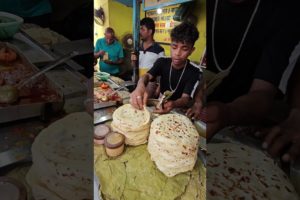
(148, 114), (200, 177)
(111, 104), (151, 146)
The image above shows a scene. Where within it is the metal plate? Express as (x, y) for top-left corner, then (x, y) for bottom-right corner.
(0, 119), (44, 168)
(94, 102), (117, 110)
(0, 42), (63, 123)
(94, 107), (116, 125)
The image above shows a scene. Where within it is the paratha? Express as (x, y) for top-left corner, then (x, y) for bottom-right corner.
(207, 143), (299, 200)
(26, 112), (93, 200)
(112, 104), (150, 132)
(148, 114), (200, 177)
(111, 104), (151, 145)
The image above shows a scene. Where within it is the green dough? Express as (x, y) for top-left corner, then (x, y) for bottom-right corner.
(95, 145), (206, 200)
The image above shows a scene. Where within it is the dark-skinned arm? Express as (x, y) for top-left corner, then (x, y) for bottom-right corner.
(104, 58), (124, 65)
(263, 61), (300, 162)
(154, 93), (190, 114)
(130, 73), (154, 110)
(186, 80), (205, 120)
(206, 79), (277, 140)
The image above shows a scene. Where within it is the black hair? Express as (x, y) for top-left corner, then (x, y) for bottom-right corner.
(105, 27), (115, 35)
(140, 17), (155, 35)
(171, 22), (199, 46)
(105, 27), (118, 40)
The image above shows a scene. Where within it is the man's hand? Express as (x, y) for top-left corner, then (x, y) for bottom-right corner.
(103, 60), (114, 65)
(153, 101), (175, 114)
(131, 52), (137, 61)
(94, 50), (105, 59)
(98, 50), (105, 56)
(186, 101), (202, 120)
(204, 102), (230, 140)
(262, 109), (300, 162)
(130, 86), (148, 110)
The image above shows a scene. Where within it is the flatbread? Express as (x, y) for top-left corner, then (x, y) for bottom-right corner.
(26, 112), (93, 200)
(148, 114), (200, 177)
(112, 104), (150, 132)
(111, 104), (151, 146)
(207, 143), (299, 200)
(111, 122), (149, 146)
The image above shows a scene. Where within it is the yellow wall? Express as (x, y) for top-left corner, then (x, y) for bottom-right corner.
(94, 0), (109, 44)
(94, 0), (132, 44)
(160, 0), (206, 63)
(109, 0), (133, 40)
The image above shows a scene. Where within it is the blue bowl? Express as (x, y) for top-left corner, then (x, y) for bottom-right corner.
(0, 12), (23, 39)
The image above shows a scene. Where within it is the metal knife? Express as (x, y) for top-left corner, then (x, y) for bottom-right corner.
(0, 146), (31, 168)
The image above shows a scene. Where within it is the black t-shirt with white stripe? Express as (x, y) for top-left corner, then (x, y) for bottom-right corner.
(148, 57), (201, 101)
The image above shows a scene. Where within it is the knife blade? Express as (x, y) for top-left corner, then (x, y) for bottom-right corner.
(0, 146), (31, 168)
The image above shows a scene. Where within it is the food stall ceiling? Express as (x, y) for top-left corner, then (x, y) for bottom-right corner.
(114, 0), (133, 7)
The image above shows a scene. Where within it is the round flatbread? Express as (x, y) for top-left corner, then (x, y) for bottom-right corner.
(26, 112), (93, 200)
(112, 104), (151, 146)
(111, 121), (149, 146)
(112, 104), (150, 132)
(207, 143), (299, 200)
(148, 114), (199, 177)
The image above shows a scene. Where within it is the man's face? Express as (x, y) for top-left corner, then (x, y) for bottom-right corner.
(105, 32), (114, 44)
(140, 25), (152, 41)
(170, 41), (194, 67)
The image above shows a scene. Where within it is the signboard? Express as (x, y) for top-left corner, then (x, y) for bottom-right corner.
(143, 0), (193, 11)
(146, 4), (180, 44)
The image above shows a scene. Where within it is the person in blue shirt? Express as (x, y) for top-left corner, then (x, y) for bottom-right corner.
(0, 0), (52, 27)
(94, 27), (124, 76)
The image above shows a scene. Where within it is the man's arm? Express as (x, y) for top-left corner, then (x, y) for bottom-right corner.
(226, 79), (277, 125)
(206, 79), (277, 140)
(154, 93), (190, 114)
(103, 58), (123, 65)
(187, 80), (204, 120)
(263, 60), (300, 162)
(130, 73), (154, 110)
(94, 40), (105, 59)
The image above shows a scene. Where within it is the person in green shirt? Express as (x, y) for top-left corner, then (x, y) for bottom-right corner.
(94, 27), (124, 76)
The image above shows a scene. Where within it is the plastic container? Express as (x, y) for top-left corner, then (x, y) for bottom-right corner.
(96, 72), (110, 81)
(0, 12), (23, 39)
(0, 176), (27, 200)
(104, 132), (125, 157)
(94, 124), (110, 145)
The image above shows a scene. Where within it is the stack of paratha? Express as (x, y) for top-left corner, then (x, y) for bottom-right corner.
(111, 104), (151, 146)
(26, 112), (93, 200)
(207, 143), (299, 200)
(148, 114), (200, 177)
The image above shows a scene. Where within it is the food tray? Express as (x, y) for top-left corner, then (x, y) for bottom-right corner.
(94, 82), (122, 110)
(0, 42), (63, 123)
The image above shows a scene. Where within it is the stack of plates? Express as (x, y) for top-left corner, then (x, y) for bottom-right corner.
(111, 104), (151, 146)
(148, 114), (200, 177)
